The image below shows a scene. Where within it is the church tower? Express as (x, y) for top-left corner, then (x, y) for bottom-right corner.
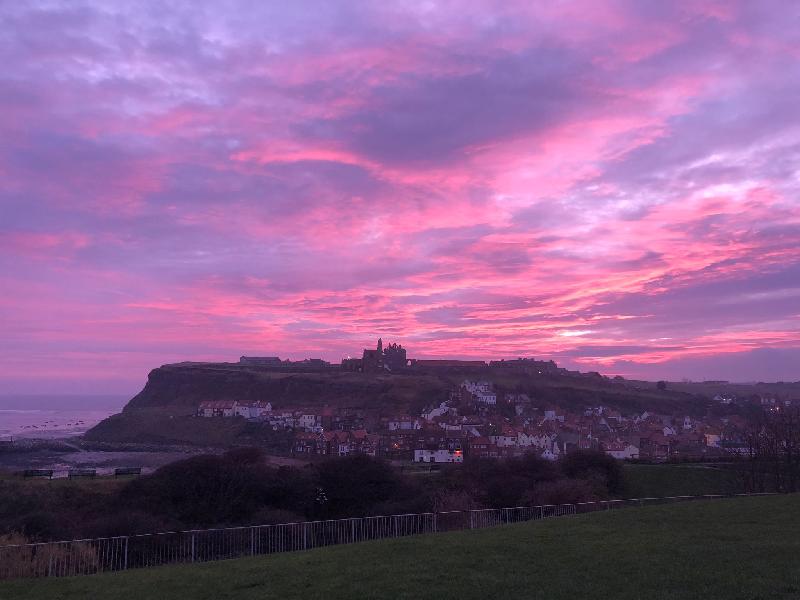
(377, 337), (383, 353)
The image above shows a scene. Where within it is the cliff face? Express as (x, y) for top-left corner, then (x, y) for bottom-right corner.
(86, 362), (450, 445)
(86, 360), (737, 446)
(120, 362), (450, 414)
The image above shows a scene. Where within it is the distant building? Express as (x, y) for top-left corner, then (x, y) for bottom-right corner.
(383, 342), (407, 371)
(603, 440), (640, 460)
(488, 358), (563, 375)
(461, 381), (497, 405)
(341, 357), (362, 371)
(198, 400), (272, 418)
(414, 448), (463, 463)
(234, 401), (273, 419)
(197, 400), (237, 417)
(240, 356), (282, 366)
(409, 359), (487, 369)
(362, 338), (385, 373)
(294, 358), (329, 367)
(342, 338), (408, 373)
(388, 417), (422, 431)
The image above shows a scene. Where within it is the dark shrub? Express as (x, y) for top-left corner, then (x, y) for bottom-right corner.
(454, 455), (560, 508)
(248, 507), (306, 525)
(19, 511), (61, 540)
(560, 450), (624, 496)
(83, 510), (176, 538)
(123, 448), (272, 526)
(314, 455), (402, 518)
(525, 479), (597, 506)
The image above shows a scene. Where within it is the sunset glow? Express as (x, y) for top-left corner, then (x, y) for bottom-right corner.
(1, 1), (799, 392)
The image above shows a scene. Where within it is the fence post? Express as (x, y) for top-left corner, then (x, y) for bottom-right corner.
(3, 493), (761, 582)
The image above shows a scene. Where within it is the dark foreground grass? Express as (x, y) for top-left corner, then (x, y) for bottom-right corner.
(2, 495), (799, 600)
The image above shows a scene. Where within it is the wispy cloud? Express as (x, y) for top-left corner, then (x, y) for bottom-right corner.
(1, 0), (799, 391)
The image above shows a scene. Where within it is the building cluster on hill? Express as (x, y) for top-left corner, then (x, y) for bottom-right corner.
(239, 356), (332, 369)
(195, 376), (799, 464)
(341, 338), (409, 373)
(242, 338), (545, 374)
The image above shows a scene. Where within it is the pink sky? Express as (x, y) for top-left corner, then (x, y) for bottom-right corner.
(1, 1), (799, 394)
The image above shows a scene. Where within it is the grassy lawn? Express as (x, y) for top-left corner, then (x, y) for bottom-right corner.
(2, 495), (798, 600)
(622, 463), (741, 497)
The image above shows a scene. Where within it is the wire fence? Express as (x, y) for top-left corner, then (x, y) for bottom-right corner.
(0, 493), (775, 580)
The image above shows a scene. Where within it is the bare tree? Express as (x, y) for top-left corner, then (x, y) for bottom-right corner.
(735, 404), (800, 493)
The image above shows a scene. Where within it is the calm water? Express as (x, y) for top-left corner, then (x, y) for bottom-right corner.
(0, 395), (128, 439)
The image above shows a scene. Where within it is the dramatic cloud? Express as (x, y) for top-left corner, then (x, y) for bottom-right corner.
(1, 0), (799, 392)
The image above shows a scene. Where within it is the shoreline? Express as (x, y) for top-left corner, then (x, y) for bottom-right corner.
(0, 436), (213, 475)
(0, 437), (308, 475)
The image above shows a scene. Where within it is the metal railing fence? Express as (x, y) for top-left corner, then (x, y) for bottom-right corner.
(0, 493), (775, 580)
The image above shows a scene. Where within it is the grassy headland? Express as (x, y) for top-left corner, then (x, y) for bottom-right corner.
(85, 361), (721, 446)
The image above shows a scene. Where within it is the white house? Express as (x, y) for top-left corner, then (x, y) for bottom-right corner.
(297, 414), (320, 430)
(197, 401), (237, 417)
(517, 432), (553, 449)
(543, 409), (565, 423)
(250, 401), (272, 418)
(422, 402), (451, 421)
(604, 441), (639, 460)
(540, 442), (561, 461)
(414, 449), (464, 463)
(205, 400), (271, 419)
(267, 411), (296, 430)
(475, 391), (497, 405)
(462, 381), (497, 405)
(516, 432), (535, 447)
(489, 431), (517, 447)
(388, 418), (422, 431)
(438, 421), (463, 432)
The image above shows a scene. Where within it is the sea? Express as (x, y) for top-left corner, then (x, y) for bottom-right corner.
(0, 394), (128, 440)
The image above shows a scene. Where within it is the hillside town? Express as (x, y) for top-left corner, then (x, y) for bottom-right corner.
(194, 340), (798, 464)
(197, 381), (785, 463)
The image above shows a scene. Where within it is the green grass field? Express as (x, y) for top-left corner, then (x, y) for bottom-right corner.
(2, 495), (798, 600)
(622, 463), (741, 497)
